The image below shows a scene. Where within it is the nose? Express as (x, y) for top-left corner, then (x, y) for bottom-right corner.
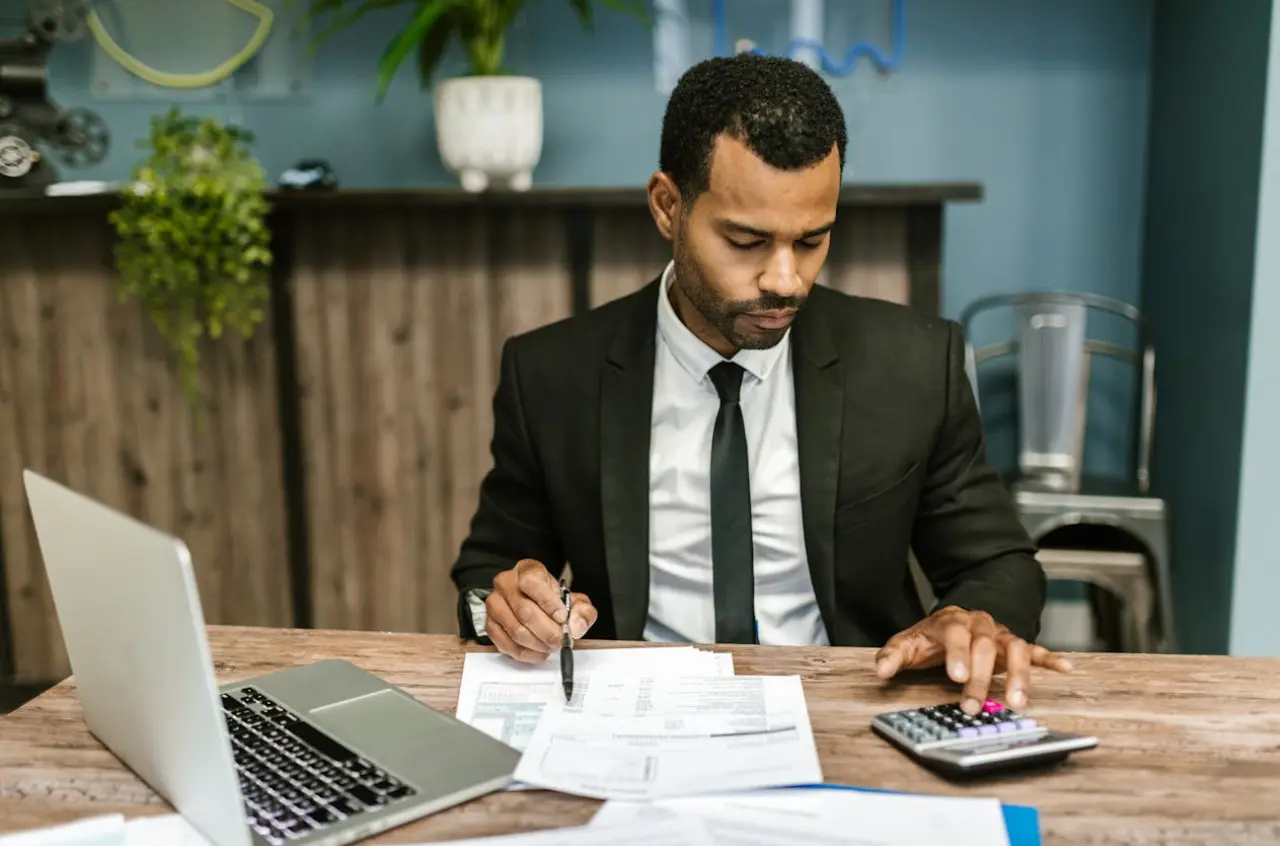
(758, 245), (804, 298)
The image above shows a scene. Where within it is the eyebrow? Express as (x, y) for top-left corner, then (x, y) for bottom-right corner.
(722, 220), (836, 240)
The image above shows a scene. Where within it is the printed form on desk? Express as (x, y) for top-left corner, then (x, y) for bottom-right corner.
(511, 674), (823, 801)
(456, 646), (733, 752)
(590, 788), (1012, 846)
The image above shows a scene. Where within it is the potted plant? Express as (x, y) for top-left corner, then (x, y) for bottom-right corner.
(109, 106), (273, 411)
(299, 0), (646, 192)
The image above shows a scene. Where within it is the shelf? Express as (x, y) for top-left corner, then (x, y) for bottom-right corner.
(0, 182), (983, 215)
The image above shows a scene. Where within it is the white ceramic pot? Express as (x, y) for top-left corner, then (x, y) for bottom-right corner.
(434, 75), (543, 192)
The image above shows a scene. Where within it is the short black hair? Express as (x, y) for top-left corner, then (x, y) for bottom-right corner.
(659, 52), (848, 201)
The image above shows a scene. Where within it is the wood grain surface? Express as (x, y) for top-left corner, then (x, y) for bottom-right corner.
(0, 215), (294, 682)
(1, 626), (1278, 844)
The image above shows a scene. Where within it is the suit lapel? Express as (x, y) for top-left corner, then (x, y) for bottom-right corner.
(600, 278), (662, 640)
(791, 289), (844, 640)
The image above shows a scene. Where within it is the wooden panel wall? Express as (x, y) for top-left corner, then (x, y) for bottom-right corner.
(0, 195), (953, 682)
(0, 213), (294, 682)
(290, 207), (571, 635)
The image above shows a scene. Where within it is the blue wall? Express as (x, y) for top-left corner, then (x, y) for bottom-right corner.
(46, 0), (1156, 480)
(1231, 0), (1280, 658)
(1139, 0), (1273, 655)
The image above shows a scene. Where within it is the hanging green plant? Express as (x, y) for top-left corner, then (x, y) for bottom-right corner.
(108, 106), (273, 412)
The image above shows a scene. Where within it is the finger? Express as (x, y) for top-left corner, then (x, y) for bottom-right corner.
(941, 622), (973, 684)
(1002, 636), (1031, 709)
(568, 593), (597, 640)
(874, 631), (912, 678)
(515, 559), (569, 624)
(874, 646), (903, 679)
(961, 615), (1000, 714)
(485, 616), (546, 664)
(486, 592), (553, 655)
(508, 593), (564, 649)
(1031, 644), (1074, 673)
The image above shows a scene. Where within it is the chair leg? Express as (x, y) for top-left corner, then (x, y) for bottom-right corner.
(1118, 573), (1155, 654)
(1143, 521), (1178, 653)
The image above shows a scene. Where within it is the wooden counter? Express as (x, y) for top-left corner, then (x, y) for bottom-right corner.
(0, 627), (1278, 844)
(0, 184), (979, 682)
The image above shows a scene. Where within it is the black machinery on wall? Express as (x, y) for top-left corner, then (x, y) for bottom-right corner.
(0, 0), (110, 191)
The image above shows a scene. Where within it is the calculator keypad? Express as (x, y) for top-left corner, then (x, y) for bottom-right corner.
(878, 699), (1038, 746)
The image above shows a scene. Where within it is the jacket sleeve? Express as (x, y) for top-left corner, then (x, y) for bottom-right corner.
(909, 320), (1047, 643)
(450, 336), (565, 637)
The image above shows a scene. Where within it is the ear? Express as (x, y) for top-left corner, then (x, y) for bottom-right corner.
(647, 171), (682, 241)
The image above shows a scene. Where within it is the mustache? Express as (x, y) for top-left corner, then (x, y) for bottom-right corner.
(728, 294), (806, 315)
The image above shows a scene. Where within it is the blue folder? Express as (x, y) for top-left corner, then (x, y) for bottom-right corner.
(789, 783), (1040, 846)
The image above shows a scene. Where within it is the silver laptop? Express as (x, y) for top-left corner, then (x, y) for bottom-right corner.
(22, 469), (520, 846)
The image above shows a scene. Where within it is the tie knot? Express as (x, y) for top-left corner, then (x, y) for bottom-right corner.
(708, 361), (745, 403)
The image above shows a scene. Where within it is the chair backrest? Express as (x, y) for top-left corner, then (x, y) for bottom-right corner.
(960, 291), (1155, 493)
(1014, 299), (1090, 489)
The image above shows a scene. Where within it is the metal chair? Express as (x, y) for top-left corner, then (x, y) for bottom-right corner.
(959, 291), (1176, 653)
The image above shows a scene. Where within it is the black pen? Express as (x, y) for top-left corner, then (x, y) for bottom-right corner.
(559, 577), (574, 701)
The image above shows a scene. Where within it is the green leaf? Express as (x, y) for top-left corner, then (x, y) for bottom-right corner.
(568, 0), (592, 29)
(301, 0), (416, 57)
(376, 0), (456, 101)
(415, 7), (456, 87)
(598, 0), (650, 25)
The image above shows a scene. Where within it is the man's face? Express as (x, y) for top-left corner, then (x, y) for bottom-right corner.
(669, 134), (841, 353)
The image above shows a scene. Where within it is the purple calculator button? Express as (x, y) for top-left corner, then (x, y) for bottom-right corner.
(978, 725), (998, 736)
(996, 721), (1018, 733)
(1016, 718), (1038, 730)
(958, 727), (979, 738)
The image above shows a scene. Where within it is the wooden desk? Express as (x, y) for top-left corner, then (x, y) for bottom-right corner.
(1, 626), (1278, 844)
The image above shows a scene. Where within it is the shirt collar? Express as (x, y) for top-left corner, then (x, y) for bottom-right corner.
(655, 260), (789, 386)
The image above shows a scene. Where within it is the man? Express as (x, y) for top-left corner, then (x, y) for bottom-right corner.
(451, 53), (1069, 715)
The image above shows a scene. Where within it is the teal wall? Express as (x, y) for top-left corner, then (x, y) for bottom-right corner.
(1139, 0), (1273, 655)
(1231, 0), (1280, 657)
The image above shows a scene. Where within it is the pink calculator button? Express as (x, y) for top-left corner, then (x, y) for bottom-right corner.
(982, 698), (1004, 714)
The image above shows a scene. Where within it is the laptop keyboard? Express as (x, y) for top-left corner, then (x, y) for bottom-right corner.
(222, 686), (417, 844)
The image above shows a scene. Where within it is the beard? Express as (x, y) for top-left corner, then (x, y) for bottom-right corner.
(673, 238), (805, 352)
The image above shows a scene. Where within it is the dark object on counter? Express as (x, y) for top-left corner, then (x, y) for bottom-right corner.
(279, 159), (340, 190)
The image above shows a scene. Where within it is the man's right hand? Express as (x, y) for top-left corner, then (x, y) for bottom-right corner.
(485, 559), (598, 663)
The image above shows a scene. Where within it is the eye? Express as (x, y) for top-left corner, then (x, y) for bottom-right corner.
(728, 239), (765, 251)
(797, 237), (826, 250)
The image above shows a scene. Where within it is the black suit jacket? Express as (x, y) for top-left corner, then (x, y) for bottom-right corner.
(450, 278), (1046, 646)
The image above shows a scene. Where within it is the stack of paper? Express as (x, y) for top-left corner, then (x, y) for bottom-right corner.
(588, 788), (1013, 846)
(512, 674), (823, 801)
(456, 647), (733, 752)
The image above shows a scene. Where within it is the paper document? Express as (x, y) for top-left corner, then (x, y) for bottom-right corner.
(456, 647), (733, 752)
(0, 815), (124, 846)
(402, 817), (709, 846)
(0, 814), (212, 846)
(125, 815), (213, 846)
(512, 675), (822, 800)
(590, 788), (1011, 846)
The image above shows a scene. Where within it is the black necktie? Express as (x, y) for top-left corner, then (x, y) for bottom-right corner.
(708, 362), (756, 644)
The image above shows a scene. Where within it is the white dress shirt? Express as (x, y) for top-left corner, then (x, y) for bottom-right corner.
(644, 262), (829, 646)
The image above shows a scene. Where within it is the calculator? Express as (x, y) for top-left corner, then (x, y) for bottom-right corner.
(871, 698), (1098, 778)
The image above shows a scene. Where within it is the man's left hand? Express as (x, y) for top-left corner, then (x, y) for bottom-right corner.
(873, 605), (1073, 715)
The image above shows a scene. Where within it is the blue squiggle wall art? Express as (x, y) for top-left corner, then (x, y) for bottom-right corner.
(710, 0), (905, 76)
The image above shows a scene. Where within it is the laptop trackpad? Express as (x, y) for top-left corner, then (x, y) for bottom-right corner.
(310, 687), (516, 790)
(310, 688), (451, 758)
